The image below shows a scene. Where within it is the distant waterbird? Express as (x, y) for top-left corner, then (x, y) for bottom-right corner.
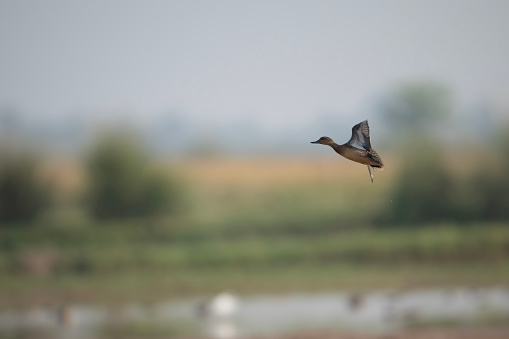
(197, 292), (239, 319)
(196, 292), (239, 339)
(311, 120), (384, 182)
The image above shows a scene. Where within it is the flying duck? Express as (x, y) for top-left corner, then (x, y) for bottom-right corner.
(311, 120), (384, 182)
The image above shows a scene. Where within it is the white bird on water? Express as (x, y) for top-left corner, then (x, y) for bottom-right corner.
(197, 292), (239, 319)
(197, 292), (239, 339)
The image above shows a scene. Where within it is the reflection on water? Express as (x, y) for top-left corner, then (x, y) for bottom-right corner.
(1, 288), (509, 338)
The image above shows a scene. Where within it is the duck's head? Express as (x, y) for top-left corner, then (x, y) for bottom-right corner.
(311, 136), (334, 145)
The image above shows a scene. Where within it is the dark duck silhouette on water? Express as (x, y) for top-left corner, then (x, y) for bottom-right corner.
(311, 120), (384, 182)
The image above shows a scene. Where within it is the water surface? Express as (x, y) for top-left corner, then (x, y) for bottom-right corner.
(1, 288), (508, 338)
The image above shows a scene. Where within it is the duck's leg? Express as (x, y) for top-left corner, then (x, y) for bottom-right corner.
(367, 165), (374, 183)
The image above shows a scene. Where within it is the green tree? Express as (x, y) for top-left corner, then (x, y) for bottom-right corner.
(379, 83), (456, 225)
(0, 152), (50, 224)
(388, 141), (454, 223)
(465, 127), (509, 221)
(87, 130), (183, 219)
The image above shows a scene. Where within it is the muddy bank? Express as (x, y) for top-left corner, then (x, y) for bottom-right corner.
(238, 327), (509, 339)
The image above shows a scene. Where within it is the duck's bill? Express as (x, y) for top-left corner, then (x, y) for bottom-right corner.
(311, 140), (320, 144)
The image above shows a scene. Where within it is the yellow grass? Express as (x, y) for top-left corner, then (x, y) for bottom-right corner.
(39, 154), (402, 195)
(178, 156), (398, 189)
(36, 156), (398, 221)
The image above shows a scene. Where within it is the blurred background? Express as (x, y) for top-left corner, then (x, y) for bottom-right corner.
(1, 1), (509, 338)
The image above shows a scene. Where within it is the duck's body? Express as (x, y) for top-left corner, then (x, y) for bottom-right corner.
(311, 120), (384, 182)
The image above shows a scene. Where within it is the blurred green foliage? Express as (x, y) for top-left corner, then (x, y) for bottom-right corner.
(387, 140), (454, 223)
(379, 83), (509, 224)
(462, 128), (509, 221)
(1, 222), (509, 308)
(0, 151), (51, 224)
(87, 130), (183, 219)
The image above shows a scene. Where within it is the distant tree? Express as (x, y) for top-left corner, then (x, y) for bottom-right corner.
(387, 141), (455, 224)
(378, 83), (509, 225)
(466, 127), (509, 221)
(0, 152), (50, 224)
(379, 83), (456, 225)
(87, 129), (183, 219)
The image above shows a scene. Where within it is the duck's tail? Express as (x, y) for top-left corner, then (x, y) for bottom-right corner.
(369, 149), (384, 171)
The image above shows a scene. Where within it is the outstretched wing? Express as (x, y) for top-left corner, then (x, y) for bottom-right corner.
(346, 120), (371, 151)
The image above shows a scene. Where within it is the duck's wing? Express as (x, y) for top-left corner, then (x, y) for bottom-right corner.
(346, 120), (371, 151)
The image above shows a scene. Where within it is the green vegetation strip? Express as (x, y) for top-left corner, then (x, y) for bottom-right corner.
(0, 224), (509, 307)
(1, 223), (509, 308)
(2, 223), (509, 271)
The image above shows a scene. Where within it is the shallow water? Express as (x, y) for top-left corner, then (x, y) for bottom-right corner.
(1, 288), (509, 338)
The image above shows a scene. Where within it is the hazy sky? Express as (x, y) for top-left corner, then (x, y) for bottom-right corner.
(1, 1), (508, 129)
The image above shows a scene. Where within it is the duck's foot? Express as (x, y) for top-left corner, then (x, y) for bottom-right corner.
(367, 165), (374, 183)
